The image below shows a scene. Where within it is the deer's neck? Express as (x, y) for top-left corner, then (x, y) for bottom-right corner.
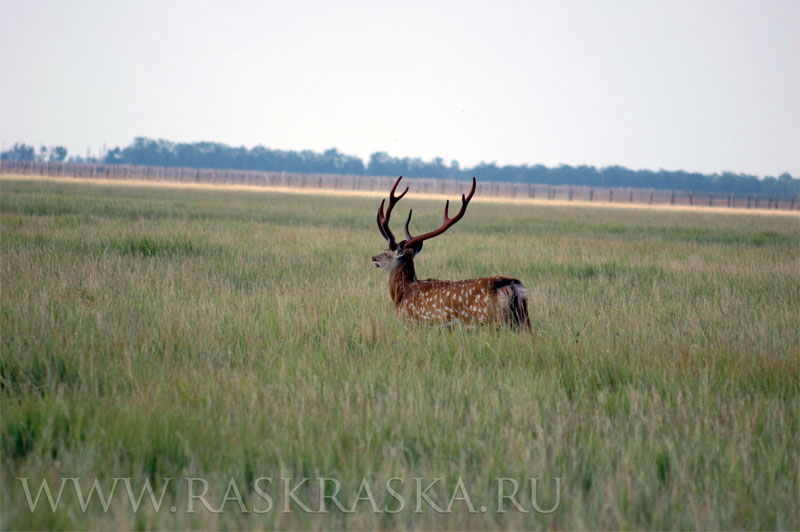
(388, 260), (417, 305)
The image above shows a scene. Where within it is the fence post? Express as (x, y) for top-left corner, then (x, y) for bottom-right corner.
(689, 190), (693, 205)
(629, 187), (633, 203)
(791, 196), (796, 211)
(670, 190), (675, 205)
(753, 192), (758, 208)
(609, 189), (613, 202)
(649, 189), (654, 205)
(709, 192), (713, 207)
(589, 187), (593, 202)
(568, 186), (573, 201)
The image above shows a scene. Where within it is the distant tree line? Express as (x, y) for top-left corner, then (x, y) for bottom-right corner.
(3, 138), (798, 197)
(1, 143), (68, 163)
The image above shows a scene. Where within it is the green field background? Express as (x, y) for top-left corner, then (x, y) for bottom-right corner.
(1, 179), (798, 530)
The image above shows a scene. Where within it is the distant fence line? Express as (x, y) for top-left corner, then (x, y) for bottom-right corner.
(2, 159), (798, 211)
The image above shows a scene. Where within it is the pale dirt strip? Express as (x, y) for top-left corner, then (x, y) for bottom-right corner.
(2, 174), (799, 218)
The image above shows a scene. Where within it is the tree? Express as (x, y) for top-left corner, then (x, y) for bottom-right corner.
(0, 143), (36, 161)
(49, 146), (68, 162)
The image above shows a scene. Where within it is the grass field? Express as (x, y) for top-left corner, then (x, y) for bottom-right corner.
(1, 178), (798, 530)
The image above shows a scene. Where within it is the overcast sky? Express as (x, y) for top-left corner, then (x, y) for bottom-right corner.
(1, 0), (798, 177)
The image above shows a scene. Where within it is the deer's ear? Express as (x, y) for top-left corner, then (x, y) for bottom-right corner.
(398, 241), (421, 258)
(407, 240), (423, 255)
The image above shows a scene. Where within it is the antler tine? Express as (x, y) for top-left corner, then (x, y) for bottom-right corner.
(404, 177), (477, 248)
(389, 175), (409, 202)
(404, 208), (426, 251)
(404, 209), (414, 241)
(377, 176), (409, 248)
(377, 207), (390, 241)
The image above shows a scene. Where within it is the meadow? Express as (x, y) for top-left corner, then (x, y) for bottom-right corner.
(1, 177), (798, 530)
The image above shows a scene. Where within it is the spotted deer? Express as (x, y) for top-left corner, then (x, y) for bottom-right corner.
(371, 176), (530, 329)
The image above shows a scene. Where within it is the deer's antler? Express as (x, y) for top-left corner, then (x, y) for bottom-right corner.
(376, 176), (408, 249)
(403, 177), (476, 248)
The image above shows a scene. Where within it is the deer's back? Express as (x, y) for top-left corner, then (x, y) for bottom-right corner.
(399, 276), (528, 327)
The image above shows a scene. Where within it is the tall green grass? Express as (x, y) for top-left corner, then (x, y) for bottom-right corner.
(1, 180), (798, 530)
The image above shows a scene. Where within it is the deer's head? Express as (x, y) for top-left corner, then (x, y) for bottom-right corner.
(370, 245), (415, 271)
(372, 176), (476, 272)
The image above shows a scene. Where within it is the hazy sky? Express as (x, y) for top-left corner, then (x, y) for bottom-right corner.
(1, 0), (798, 177)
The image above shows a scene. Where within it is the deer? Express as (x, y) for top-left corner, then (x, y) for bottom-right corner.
(371, 176), (530, 330)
